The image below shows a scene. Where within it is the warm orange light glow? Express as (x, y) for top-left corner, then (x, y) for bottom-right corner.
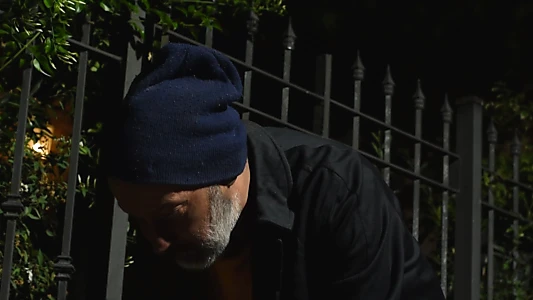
(28, 126), (54, 157)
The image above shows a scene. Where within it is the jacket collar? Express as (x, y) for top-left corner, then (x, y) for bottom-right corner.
(245, 120), (294, 231)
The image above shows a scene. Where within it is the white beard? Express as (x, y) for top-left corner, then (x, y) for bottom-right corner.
(174, 186), (241, 270)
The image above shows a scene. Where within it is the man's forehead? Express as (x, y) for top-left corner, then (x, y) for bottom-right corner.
(109, 179), (169, 210)
(109, 177), (181, 194)
(108, 178), (204, 213)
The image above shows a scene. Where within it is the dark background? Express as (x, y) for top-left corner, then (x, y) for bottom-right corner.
(208, 0), (533, 146)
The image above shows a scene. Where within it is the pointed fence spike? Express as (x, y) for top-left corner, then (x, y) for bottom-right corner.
(246, 10), (259, 38)
(486, 118), (498, 144)
(283, 18), (296, 50)
(352, 51), (365, 80)
(441, 94), (453, 123)
(511, 129), (521, 155)
(383, 65), (395, 95)
(413, 79), (425, 110)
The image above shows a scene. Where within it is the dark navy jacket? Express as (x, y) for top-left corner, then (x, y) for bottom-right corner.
(122, 121), (445, 300)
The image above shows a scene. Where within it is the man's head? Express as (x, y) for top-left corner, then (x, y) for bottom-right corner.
(108, 162), (250, 270)
(103, 43), (249, 270)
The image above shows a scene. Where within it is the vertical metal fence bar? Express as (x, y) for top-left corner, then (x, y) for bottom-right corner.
(352, 52), (364, 149)
(440, 95), (452, 296)
(280, 18), (295, 123)
(454, 96), (483, 300)
(412, 79), (425, 240)
(53, 14), (91, 300)
(382, 66), (394, 185)
(105, 8), (144, 300)
(242, 9), (258, 120)
(486, 119), (497, 300)
(318, 54), (332, 138)
(511, 130), (521, 297)
(204, 0), (216, 47)
(0, 51), (32, 300)
(313, 55), (328, 135)
(143, 15), (157, 68)
(156, 4), (171, 47)
(162, 5), (171, 46)
(161, 21), (170, 47)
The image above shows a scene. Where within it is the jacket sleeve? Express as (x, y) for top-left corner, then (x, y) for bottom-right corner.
(318, 164), (445, 300)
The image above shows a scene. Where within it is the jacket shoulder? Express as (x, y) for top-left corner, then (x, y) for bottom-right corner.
(265, 126), (373, 192)
(263, 124), (403, 220)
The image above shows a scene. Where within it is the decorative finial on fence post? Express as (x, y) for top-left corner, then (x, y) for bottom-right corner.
(441, 94), (453, 123)
(352, 51), (365, 81)
(487, 119), (498, 144)
(413, 79), (425, 110)
(54, 256), (76, 281)
(1, 195), (23, 219)
(246, 9), (259, 40)
(383, 65), (395, 96)
(511, 130), (521, 155)
(283, 18), (296, 50)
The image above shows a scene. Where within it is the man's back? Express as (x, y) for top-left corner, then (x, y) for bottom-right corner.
(257, 123), (445, 299)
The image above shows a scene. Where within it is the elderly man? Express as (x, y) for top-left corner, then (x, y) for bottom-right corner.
(103, 43), (445, 300)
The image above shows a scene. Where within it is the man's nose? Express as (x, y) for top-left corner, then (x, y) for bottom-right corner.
(138, 221), (173, 254)
(151, 237), (171, 255)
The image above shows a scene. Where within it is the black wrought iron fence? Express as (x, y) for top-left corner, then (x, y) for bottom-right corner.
(481, 123), (533, 300)
(1, 4), (532, 300)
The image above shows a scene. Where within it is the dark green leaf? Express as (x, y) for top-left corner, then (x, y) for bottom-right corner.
(140, 0), (151, 10)
(79, 147), (89, 155)
(18, 57), (27, 68)
(44, 0), (53, 9)
(40, 57), (55, 75)
(27, 212), (40, 220)
(4, 41), (16, 51)
(32, 58), (51, 77)
(100, 2), (113, 12)
(44, 37), (54, 54)
(37, 250), (44, 265)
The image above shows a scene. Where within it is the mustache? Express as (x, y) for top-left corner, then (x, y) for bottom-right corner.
(161, 240), (216, 259)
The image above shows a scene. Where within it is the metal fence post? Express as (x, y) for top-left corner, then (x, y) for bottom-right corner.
(242, 9), (258, 121)
(0, 51), (32, 300)
(104, 8), (145, 300)
(53, 13), (91, 300)
(313, 54), (332, 137)
(453, 96), (483, 300)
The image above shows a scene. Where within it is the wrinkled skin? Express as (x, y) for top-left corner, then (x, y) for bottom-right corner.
(108, 161), (250, 270)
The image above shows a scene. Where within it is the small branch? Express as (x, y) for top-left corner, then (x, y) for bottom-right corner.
(0, 31), (41, 73)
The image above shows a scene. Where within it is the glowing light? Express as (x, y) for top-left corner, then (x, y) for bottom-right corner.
(28, 126), (54, 157)
(32, 141), (45, 153)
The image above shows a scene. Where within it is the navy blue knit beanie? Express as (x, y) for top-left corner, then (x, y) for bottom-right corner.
(103, 43), (247, 187)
